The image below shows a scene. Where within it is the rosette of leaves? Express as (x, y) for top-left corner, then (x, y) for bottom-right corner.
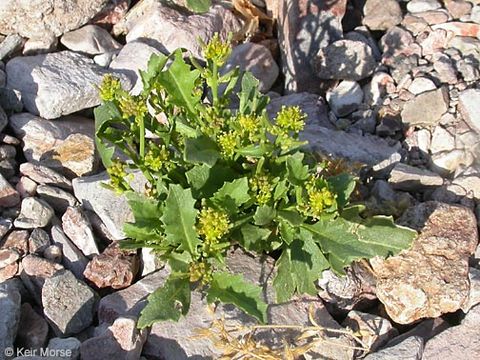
(95, 34), (417, 328)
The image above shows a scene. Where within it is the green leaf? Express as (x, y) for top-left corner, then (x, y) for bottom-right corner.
(277, 210), (304, 226)
(161, 184), (200, 255)
(186, 0), (211, 13)
(273, 179), (288, 202)
(254, 206), (276, 226)
(238, 224), (272, 251)
(140, 53), (169, 92)
(236, 143), (273, 158)
(273, 236), (329, 303)
(207, 272), (268, 323)
(184, 135), (220, 167)
(94, 102), (121, 168)
(304, 206), (416, 274)
(328, 174), (356, 210)
(138, 276), (191, 328)
(157, 49), (201, 119)
(286, 152), (309, 186)
(123, 192), (163, 241)
(186, 163), (236, 198)
(212, 177), (250, 214)
(238, 72), (269, 116)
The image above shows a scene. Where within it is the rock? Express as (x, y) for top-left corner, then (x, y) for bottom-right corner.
(22, 34), (58, 56)
(407, 0), (442, 13)
(462, 267), (480, 312)
(432, 53), (457, 84)
(412, 10), (449, 25)
(452, 175), (480, 201)
(343, 311), (397, 352)
(86, 210), (115, 242)
(20, 254), (64, 302)
(0, 172), (20, 207)
(0, 230), (28, 255)
(430, 126), (455, 153)
(140, 248), (162, 276)
(109, 40), (161, 95)
(432, 22), (480, 38)
(80, 317), (147, 360)
(51, 225), (89, 280)
(365, 336), (424, 360)
(380, 27), (422, 67)
(423, 304), (480, 359)
(115, 0), (241, 60)
(37, 185), (78, 213)
(0, 218), (12, 240)
(43, 245), (63, 263)
(0, 249), (19, 282)
(14, 197), (54, 229)
(6, 51), (131, 119)
(269, 0), (345, 93)
(20, 163), (72, 190)
(370, 202), (478, 324)
(223, 43), (278, 92)
(94, 51), (115, 67)
(363, 0), (402, 30)
(9, 113), (96, 177)
(0, 106), (7, 133)
(368, 180), (414, 217)
(83, 242), (138, 289)
(98, 267), (170, 323)
(28, 228), (51, 255)
(0, 34), (24, 61)
(42, 270), (97, 336)
(15, 303), (49, 350)
(62, 207), (99, 257)
(429, 149), (473, 176)
(72, 171), (147, 240)
(445, 0), (472, 19)
(408, 77), (437, 95)
(388, 163), (444, 191)
(61, 25), (121, 55)
(92, 0), (130, 26)
(326, 81), (364, 117)
(0, 0), (109, 38)
(16, 176), (37, 199)
(48, 337), (81, 360)
(401, 88), (449, 126)
(0, 283), (21, 360)
(267, 92), (333, 129)
(317, 264), (377, 314)
(315, 39), (377, 81)
(458, 89), (480, 133)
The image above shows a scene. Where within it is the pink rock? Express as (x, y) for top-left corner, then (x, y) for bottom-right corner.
(444, 0), (472, 19)
(0, 262), (18, 281)
(91, 0), (131, 26)
(419, 29), (453, 56)
(0, 173), (20, 207)
(1, 230), (29, 255)
(433, 22), (480, 38)
(16, 176), (38, 199)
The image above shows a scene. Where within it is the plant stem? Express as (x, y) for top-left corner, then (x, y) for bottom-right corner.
(139, 115), (146, 159)
(211, 62), (219, 106)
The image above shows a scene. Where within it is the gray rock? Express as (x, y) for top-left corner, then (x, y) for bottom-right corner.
(0, 0), (109, 38)
(50, 225), (89, 280)
(22, 34), (58, 56)
(429, 149), (473, 176)
(269, 0), (344, 93)
(109, 40), (161, 95)
(14, 197), (54, 229)
(388, 163), (443, 191)
(0, 172), (20, 207)
(0, 106), (7, 133)
(47, 337), (81, 360)
(462, 267), (480, 312)
(42, 270), (97, 336)
(408, 77), (436, 95)
(315, 39), (377, 81)
(458, 88), (480, 133)
(6, 51), (131, 119)
(422, 304), (480, 359)
(326, 80), (364, 117)
(43, 244), (63, 264)
(37, 185), (78, 213)
(115, 0), (241, 60)
(365, 336), (424, 360)
(432, 53), (457, 84)
(61, 25), (121, 55)
(62, 207), (99, 257)
(363, 0), (403, 31)
(452, 175), (480, 201)
(0, 34), (23, 61)
(72, 171), (147, 240)
(0, 284), (21, 360)
(223, 43), (278, 93)
(15, 303), (49, 351)
(20, 255), (64, 303)
(28, 228), (51, 255)
(80, 317), (147, 360)
(20, 163), (72, 190)
(401, 88), (449, 126)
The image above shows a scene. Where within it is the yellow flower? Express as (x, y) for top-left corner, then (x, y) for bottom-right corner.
(144, 145), (172, 173)
(250, 175), (273, 206)
(202, 33), (231, 66)
(106, 159), (129, 194)
(99, 74), (121, 102)
(197, 208), (230, 244)
(218, 131), (238, 159)
(276, 106), (306, 133)
(119, 95), (147, 120)
(307, 185), (336, 218)
(189, 261), (213, 285)
(238, 114), (260, 140)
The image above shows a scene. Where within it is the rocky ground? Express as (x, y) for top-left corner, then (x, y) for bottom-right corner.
(0, 0), (480, 359)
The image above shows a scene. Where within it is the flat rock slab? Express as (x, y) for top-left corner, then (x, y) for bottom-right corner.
(0, 283), (21, 360)
(401, 88), (449, 127)
(370, 202), (478, 324)
(365, 336), (424, 360)
(6, 51), (131, 119)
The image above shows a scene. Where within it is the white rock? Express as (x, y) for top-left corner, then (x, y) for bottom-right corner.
(61, 25), (121, 55)
(19, 163), (72, 190)
(452, 175), (480, 201)
(223, 43), (279, 92)
(408, 77), (437, 95)
(326, 81), (364, 117)
(429, 149), (473, 176)
(389, 163), (444, 191)
(109, 40), (161, 95)
(37, 185), (78, 213)
(462, 267), (480, 312)
(22, 34), (58, 56)
(458, 88), (480, 134)
(0, 172), (20, 208)
(62, 207), (99, 257)
(430, 126), (455, 154)
(6, 51), (131, 119)
(407, 0), (442, 13)
(115, 0), (241, 59)
(14, 197), (54, 229)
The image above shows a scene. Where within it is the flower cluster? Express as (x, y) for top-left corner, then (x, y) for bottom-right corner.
(189, 260), (213, 285)
(197, 207), (230, 245)
(202, 33), (231, 66)
(238, 114), (260, 141)
(118, 94), (147, 120)
(249, 175), (273, 206)
(106, 159), (131, 194)
(304, 179), (336, 218)
(144, 145), (173, 173)
(275, 106), (306, 133)
(217, 131), (238, 159)
(99, 74), (121, 102)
